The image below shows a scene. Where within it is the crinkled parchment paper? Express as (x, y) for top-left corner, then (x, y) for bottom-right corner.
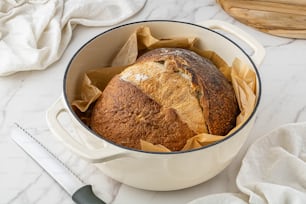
(72, 26), (258, 152)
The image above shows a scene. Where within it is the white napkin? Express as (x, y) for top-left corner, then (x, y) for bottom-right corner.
(0, 0), (146, 76)
(189, 122), (306, 204)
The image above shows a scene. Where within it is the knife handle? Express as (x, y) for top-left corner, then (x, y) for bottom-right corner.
(72, 185), (106, 204)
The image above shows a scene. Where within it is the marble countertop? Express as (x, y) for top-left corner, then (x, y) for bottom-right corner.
(1, 0), (306, 203)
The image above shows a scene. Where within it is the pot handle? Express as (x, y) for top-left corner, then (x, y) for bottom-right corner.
(46, 97), (128, 163)
(197, 20), (265, 67)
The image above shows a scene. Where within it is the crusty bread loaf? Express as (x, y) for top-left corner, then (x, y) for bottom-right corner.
(90, 48), (239, 151)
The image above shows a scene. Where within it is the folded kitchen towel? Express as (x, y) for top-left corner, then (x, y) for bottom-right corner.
(0, 0), (146, 76)
(189, 122), (306, 204)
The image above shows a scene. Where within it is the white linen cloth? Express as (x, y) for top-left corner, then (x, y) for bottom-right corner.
(189, 122), (306, 204)
(0, 0), (146, 76)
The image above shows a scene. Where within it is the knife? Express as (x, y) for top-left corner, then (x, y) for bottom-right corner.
(11, 123), (106, 204)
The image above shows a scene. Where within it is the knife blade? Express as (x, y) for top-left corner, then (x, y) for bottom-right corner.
(11, 123), (106, 204)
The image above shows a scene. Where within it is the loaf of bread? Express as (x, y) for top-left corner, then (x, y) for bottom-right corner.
(90, 48), (239, 151)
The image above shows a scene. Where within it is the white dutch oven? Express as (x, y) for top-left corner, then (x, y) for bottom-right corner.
(47, 20), (265, 191)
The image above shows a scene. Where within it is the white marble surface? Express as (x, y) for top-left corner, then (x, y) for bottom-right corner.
(1, 0), (306, 203)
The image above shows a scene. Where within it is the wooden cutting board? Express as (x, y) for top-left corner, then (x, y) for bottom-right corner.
(217, 0), (306, 39)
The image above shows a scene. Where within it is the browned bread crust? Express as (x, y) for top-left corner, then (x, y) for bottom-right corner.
(90, 75), (196, 151)
(90, 48), (239, 151)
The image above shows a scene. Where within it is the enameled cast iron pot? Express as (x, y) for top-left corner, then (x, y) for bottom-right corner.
(47, 20), (265, 191)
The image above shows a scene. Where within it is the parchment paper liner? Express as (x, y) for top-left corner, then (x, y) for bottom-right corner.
(72, 26), (257, 152)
